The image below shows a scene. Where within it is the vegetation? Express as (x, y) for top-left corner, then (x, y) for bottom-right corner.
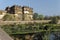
(2, 13), (20, 21)
(0, 23), (60, 40)
(0, 23), (60, 34)
(33, 13), (44, 20)
(1, 13), (60, 40)
(49, 16), (58, 24)
(33, 13), (60, 20)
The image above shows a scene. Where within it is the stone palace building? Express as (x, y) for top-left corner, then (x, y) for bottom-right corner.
(0, 5), (33, 21)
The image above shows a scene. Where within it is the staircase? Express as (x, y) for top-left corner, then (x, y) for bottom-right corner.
(0, 28), (13, 40)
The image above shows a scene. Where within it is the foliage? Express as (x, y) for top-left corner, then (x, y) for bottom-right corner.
(0, 23), (60, 40)
(0, 23), (60, 34)
(33, 13), (44, 20)
(2, 13), (20, 21)
(38, 15), (44, 20)
(49, 16), (58, 24)
(33, 13), (38, 20)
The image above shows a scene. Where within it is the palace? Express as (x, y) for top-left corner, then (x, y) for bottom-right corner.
(0, 5), (33, 21)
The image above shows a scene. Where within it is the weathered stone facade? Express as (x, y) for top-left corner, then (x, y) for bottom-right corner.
(5, 5), (23, 21)
(5, 5), (33, 21)
(22, 6), (33, 21)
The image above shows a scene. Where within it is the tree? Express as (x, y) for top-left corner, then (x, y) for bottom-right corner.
(49, 16), (58, 24)
(33, 13), (38, 20)
(38, 14), (44, 20)
(44, 16), (50, 20)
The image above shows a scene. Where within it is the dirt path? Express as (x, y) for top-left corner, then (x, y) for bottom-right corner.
(0, 28), (13, 40)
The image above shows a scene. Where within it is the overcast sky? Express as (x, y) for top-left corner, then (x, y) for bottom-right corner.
(0, 0), (60, 16)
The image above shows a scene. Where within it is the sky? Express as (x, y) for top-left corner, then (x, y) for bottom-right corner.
(0, 0), (60, 16)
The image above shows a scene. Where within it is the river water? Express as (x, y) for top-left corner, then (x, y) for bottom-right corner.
(49, 31), (60, 40)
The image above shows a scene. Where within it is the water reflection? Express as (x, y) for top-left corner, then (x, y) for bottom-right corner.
(33, 33), (43, 40)
(49, 31), (60, 40)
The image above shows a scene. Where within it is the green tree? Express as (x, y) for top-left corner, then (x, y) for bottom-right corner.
(44, 16), (50, 20)
(33, 13), (38, 20)
(49, 16), (58, 24)
(38, 14), (44, 20)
